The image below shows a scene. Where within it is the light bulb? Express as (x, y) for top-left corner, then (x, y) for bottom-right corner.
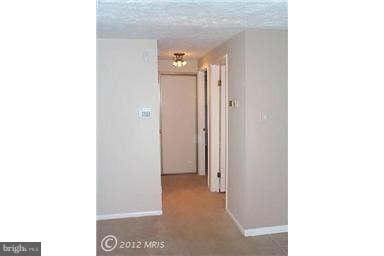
(172, 53), (187, 68)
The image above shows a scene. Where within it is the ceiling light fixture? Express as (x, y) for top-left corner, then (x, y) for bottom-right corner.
(172, 53), (187, 67)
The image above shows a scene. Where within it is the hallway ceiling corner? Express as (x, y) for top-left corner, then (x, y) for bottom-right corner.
(97, 0), (287, 59)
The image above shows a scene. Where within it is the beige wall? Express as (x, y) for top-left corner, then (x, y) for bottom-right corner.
(97, 39), (162, 216)
(200, 31), (247, 225)
(243, 29), (288, 229)
(199, 29), (287, 230)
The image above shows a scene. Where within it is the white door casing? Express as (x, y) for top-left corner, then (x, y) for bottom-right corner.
(208, 56), (228, 192)
(219, 63), (227, 192)
(208, 65), (220, 191)
(197, 71), (206, 176)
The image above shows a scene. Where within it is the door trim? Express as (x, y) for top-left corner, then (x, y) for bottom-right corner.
(197, 70), (206, 176)
(206, 54), (228, 193)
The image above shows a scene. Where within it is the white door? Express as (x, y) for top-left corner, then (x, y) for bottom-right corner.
(208, 61), (227, 192)
(197, 71), (206, 176)
(160, 75), (197, 174)
(219, 63), (227, 192)
(208, 65), (220, 191)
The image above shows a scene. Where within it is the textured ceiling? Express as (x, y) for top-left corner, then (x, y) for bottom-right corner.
(97, 0), (287, 59)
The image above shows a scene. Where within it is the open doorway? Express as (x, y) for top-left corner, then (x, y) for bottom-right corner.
(158, 55), (228, 194)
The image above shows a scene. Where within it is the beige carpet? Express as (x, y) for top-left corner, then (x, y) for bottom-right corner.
(97, 174), (288, 255)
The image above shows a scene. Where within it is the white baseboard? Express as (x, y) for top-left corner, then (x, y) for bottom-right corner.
(226, 209), (287, 237)
(97, 210), (162, 221)
(244, 225), (288, 236)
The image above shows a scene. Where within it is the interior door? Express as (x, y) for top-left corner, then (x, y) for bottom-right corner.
(197, 71), (206, 176)
(208, 64), (220, 191)
(160, 75), (197, 174)
(208, 62), (227, 192)
(219, 63), (227, 192)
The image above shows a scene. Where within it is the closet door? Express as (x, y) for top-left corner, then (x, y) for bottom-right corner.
(160, 75), (197, 174)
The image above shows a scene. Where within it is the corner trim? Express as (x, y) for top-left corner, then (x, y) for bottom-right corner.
(226, 209), (245, 235)
(96, 210), (162, 221)
(226, 209), (287, 237)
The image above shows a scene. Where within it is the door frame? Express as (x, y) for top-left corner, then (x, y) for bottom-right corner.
(207, 54), (229, 193)
(159, 73), (198, 175)
(197, 70), (207, 176)
(219, 56), (229, 193)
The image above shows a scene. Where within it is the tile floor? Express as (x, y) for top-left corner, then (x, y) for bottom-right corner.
(97, 174), (288, 255)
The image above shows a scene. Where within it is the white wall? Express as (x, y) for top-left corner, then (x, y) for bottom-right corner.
(199, 29), (288, 231)
(97, 39), (162, 217)
(158, 59), (198, 73)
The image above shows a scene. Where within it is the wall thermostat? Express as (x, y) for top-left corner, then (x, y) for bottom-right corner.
(138, 108), (152, 119)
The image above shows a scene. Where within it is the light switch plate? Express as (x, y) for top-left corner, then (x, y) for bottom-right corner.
(228, 99), (239, 108)
(260, 111), (268, 121)
(229, 99), (239, 108)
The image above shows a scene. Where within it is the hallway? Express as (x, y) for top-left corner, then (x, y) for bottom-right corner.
(97, 174), (288, 255)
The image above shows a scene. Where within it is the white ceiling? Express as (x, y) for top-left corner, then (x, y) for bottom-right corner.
(97, 0), (287, 59)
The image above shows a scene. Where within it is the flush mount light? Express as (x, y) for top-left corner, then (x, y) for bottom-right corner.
(172, 53), (187, 67)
